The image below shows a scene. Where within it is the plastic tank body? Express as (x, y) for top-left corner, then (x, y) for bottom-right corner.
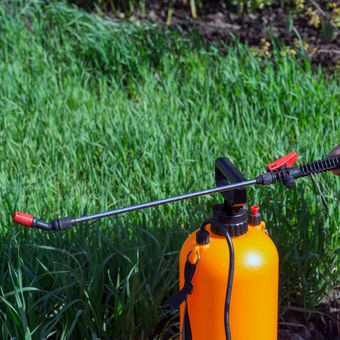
(179, 220), (279, 340)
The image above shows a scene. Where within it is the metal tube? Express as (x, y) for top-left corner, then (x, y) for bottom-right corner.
(74, 179), (257, 224)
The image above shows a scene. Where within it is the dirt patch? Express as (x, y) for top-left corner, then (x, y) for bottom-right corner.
(127, 0), (339, 72)
(279, 305), (340, 339)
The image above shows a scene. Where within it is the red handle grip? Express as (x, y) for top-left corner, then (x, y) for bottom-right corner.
(13, 212), (34, 227)
(267, 151), (298, 172)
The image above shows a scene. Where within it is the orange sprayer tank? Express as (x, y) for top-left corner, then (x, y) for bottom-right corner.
(179, 213), (279, 340)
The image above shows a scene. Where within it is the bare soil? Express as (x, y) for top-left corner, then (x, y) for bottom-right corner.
(130, 0), (339, 72)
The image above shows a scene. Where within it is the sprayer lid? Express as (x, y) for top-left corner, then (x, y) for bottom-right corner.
(210, 204), (248, 237)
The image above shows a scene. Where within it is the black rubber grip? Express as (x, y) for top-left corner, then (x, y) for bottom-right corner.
(297, 155), (340, 177)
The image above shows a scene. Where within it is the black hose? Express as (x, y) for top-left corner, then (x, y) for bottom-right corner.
(223, 227), (235, 340)
(200, 219), (235, 340)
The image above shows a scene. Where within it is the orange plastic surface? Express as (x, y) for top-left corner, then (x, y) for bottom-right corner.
(179, 222), (278, 340)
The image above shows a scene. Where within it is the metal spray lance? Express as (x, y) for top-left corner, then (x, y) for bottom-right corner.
(13, 151), (340, 231)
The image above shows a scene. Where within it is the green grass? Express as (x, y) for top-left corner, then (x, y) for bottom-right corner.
(0, 0), (339, 338)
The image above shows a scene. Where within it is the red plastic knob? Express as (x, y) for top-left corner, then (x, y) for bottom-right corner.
(267, 151), (298, 172)
(13, 212), (33, 227)
(250, 205), (260, 215)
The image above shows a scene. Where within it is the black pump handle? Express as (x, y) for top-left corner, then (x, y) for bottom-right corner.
(215, 158), (247, 208)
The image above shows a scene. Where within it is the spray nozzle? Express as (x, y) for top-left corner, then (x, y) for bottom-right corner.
(13, 212), (75, 231)
(13, 212), (34, 227)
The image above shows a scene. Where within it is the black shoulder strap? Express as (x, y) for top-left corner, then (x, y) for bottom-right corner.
(182, 300), (192, 339)
(168, 253), (198, 340)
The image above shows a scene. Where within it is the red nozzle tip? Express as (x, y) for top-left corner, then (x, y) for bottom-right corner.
(250, 205), (260, 215)
(13, 212), (34, 227)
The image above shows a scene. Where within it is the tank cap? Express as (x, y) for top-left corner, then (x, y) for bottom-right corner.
(211, 204), (248, 237)
(249, 205), (261, 226)
(196, 229), (210, 245)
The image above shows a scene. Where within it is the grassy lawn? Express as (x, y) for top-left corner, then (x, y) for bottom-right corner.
(0, 1), (339, 338)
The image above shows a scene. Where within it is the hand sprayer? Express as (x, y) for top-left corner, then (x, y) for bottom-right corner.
(13, 151), (340, 340)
